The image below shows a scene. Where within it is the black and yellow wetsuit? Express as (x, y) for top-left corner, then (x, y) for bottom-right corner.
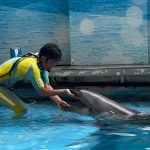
(0, 56), (49, 118)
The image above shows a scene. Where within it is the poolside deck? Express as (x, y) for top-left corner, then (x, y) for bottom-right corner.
(13, 64), (150, 101)
(49, 64), (150, 84)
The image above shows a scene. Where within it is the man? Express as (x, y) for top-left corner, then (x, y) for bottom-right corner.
(0, 43), (74, 118)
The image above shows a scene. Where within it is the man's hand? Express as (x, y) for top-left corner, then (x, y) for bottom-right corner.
(65, 89), (74, 97)
(55, 99), (71, 109)
(44, 83), (72, 109)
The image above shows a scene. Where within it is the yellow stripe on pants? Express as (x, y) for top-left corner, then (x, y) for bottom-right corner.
(0, 86), (27, 118)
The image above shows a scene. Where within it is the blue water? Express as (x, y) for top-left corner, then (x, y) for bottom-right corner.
(0, 104), (97, 150)
(0, 101), (150, 150)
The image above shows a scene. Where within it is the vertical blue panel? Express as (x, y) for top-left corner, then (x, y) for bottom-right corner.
(10, 48), (22, 58)
(69, 0), (149, 65)
(0, 0), (70, 64)
(148, 0), (150, 63)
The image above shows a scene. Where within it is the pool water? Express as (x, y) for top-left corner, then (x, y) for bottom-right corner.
(0, 101), (150, 150)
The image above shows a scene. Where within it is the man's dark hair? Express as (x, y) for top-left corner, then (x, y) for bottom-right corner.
(39, 43), (62, 61)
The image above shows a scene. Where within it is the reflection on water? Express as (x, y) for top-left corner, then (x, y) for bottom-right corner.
(0, 101), (150, 149)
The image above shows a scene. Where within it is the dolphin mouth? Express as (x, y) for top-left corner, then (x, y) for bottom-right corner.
(69, 89), (80, 97)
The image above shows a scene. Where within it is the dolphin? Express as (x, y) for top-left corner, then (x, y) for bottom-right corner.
(67, 89), (138, 116)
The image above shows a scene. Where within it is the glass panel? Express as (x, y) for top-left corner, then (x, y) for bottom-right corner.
(0, 0), (70, 64)
(69, 0), (149, 65)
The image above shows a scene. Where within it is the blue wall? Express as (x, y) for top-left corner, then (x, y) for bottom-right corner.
(0, 0), (70, 64)
(0, 0), (149, 65)
(69, 0), (149, 65)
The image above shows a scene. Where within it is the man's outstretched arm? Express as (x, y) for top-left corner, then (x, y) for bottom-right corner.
(38, 83), (74, 108)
